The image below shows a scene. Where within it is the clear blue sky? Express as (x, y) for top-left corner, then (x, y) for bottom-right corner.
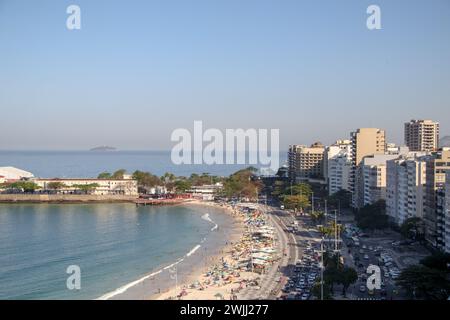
(0, 0), (449, 150)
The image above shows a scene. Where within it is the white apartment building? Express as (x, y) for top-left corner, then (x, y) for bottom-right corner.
(355, 154), (401, 209)
(33, 178), (139, 196)
(444, 171), (450, 253)
(386, 153), (427, 225)
(423, 149), (450, 248)
(325, 140), (352, 195)
(187, 183), (223, 201)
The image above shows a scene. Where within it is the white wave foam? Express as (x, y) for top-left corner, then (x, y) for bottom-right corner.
(202, 213), (218, 232)
(96, 244), (202, 300)
(96, 211), (219, 300)
(96, 269), (163, 300)
(201, 213), (213, 223)
(186, 244), (201, 257)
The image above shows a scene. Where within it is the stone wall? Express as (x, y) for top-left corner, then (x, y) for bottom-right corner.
(0, 194), (138, 203)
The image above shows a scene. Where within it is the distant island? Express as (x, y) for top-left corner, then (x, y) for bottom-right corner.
(89, 146), (117, 152)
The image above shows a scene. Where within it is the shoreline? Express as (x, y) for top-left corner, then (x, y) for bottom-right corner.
(152, 201), (279, 301)
(95, 200), (243, 300)
(148, 201), (246, 300)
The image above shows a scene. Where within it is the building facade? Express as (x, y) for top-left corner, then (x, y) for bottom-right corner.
(350, 128), (386, 207)
(354, 154), (399, 209)
(386, 154), (427, 225)
(444, 171), (450, 253)
(423, 149), (450, 248)
(187, 183), (223, 201)
(404, 119), (439, 152)
(325, 140), (352, 195)
(288, 142), (325, 183)
(33, 178), (139, 196)
(0, 167), (34, 182)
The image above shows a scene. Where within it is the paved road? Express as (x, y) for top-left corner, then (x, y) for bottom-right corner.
(239, 206), (323, 300)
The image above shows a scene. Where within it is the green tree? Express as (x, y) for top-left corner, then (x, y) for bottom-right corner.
(174, 179), (192, 193)
(284, 183), (312, 198)
(310, 210), (325, 224)
(311, 280), (333, 300)
(400, 217), (425, 240)
(396, 265), (450, 300)
(132, 170), (162, 193)
(355, 200), (389, 230)
(222, 167), (262, 199)
(72, 183), (100, 194)
(271, 180), (286, 198)
(420, 252), (450, 272)
(160, 172), (177, 192)
(339, 267), (358, 297)
(111, 169), (127, 179)
(97, 172), (112, 179)
(46, 181), (67, 190)
(4, 181), (41, 193)
(326, 189), (352, 209)
(282, 194), (310, 211)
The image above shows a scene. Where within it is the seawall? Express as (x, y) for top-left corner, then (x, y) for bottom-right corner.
(0, 194), (138, 203)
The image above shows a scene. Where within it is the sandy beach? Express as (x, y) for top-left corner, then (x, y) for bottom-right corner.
(151, 201), (280, 300)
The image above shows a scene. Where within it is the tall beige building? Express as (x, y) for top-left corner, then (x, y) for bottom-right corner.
(288, 142), (325, 182)
(349, 128), (386, 207)
(404, 119), (439, 152)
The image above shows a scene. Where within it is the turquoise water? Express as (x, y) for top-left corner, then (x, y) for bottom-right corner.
(0, 203), (231, 300)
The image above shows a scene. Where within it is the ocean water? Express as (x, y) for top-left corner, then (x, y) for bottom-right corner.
(0, 203), (234, 300)
(0, 150), (287, 178)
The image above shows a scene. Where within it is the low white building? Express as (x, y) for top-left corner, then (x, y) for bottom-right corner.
(386, 153), (427, 225)
(0, 167), (34, 181)
(148, 185), (168, 195)
(33, 178), (138, 196)
(187, 183), (223, 201)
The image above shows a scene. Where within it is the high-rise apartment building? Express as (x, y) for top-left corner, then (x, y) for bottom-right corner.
(325, 140), (352, 195)
(350, 128), (386, 207)
(386, 153), (427, 225)
(288, 142), (325, 183)
(354, 154), (400, 209)
(423, 149), (450, 248)
(404, 119), (439, 152)
(444, 171), (450, 254)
